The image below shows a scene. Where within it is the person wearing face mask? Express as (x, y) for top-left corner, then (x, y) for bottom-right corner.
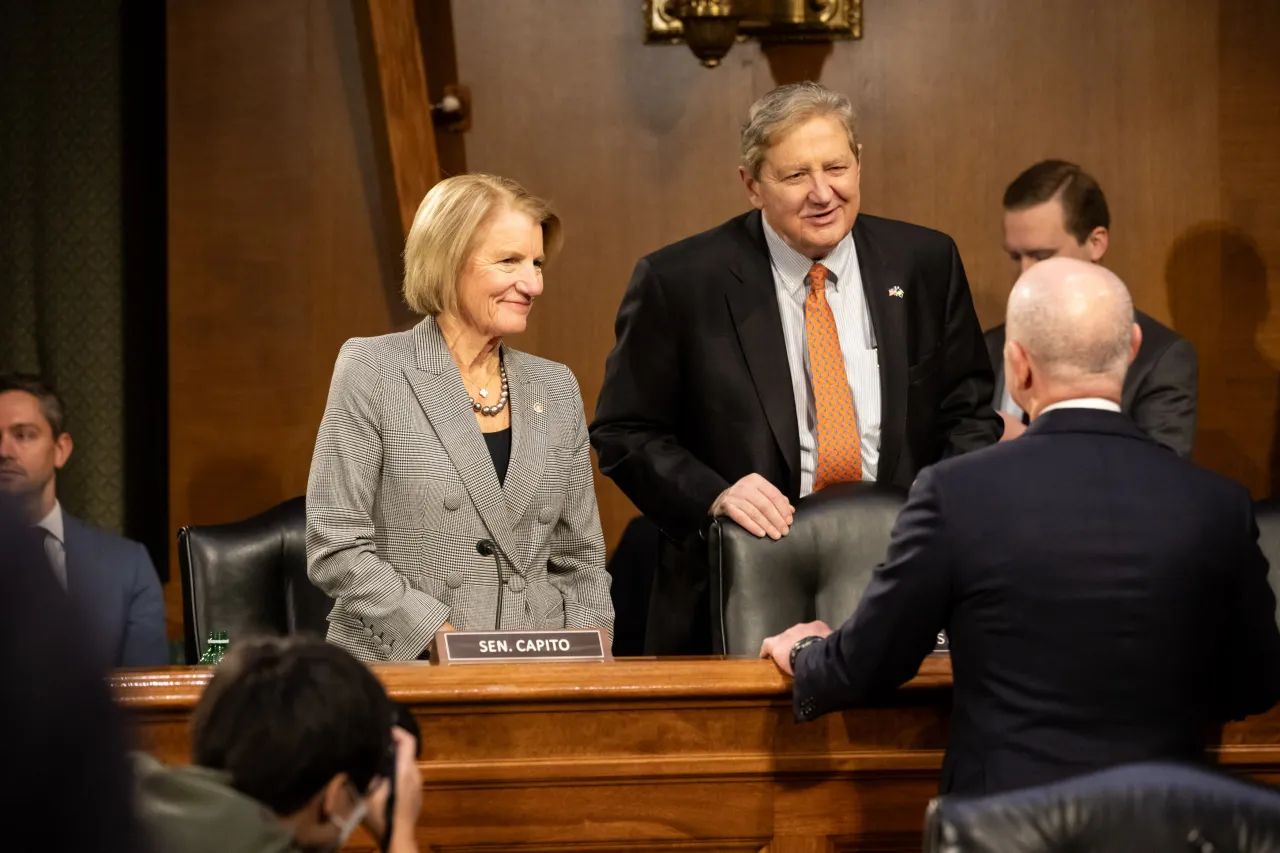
(591, 82), (1000, 655)
(132, 635), (423, 853)
(307, 173), (613, 660)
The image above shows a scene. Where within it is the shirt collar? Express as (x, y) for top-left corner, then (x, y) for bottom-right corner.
(36, 500), (64, 546)
(761, 213), (855, 297)
(1040, 397), (1123, 416)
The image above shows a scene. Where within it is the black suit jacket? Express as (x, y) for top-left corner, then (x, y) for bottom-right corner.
(591, 210), (1000, 653)
(792, 409), (1280, 797)
(985, 310), (1198, 456)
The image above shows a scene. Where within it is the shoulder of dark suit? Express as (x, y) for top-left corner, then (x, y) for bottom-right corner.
(1134, 310), (1189, 357)
(62, 512), (147, 561)
(923, 413), (1246, 502)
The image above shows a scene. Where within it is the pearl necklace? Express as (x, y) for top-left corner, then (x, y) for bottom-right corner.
(470, 360), (509, 416)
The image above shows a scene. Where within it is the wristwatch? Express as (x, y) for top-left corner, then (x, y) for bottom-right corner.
(789, 634), (824, 671)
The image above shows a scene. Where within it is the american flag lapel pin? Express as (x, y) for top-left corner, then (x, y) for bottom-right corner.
(888, 286), (905, 298)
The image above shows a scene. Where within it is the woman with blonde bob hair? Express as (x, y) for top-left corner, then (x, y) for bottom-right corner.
(306, 174), (613, 660)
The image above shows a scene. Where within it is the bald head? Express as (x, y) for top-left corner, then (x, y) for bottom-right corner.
(1004, 258), (1138, 412)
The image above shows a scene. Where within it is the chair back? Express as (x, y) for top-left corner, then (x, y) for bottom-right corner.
(178, 496), (332, 663)
(923, 761), (1280, 852)
(707, 482), (908, 654)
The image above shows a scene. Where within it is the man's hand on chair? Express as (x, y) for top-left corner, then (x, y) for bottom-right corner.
(709, 473), (794, 540)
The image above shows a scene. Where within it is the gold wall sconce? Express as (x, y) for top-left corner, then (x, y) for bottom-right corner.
(644, 0), (861, 68)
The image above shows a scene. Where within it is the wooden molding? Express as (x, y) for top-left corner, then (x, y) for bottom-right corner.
(114, 657), (1280, 850)
(358, 0), (440, 239)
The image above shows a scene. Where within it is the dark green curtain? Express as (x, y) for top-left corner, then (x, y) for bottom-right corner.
(1, 0), (126, 533)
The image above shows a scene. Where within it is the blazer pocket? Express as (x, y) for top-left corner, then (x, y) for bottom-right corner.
(909, 347), (941, 384)
(528, 583), (566, 622)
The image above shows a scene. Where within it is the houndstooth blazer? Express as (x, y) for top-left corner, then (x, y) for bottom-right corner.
(306, 316), (614, 661)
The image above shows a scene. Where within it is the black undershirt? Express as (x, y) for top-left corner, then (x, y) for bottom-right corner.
(483, 427), (512, 486)
(418, 426), (512, 660)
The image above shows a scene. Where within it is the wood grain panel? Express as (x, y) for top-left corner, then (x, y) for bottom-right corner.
(359, 0), (440, 237)
(166, 0), (398, 634)
(115, 658), (1280, 853)
(1177, 0), (1280, 496)
(448, 0), (1239, 551)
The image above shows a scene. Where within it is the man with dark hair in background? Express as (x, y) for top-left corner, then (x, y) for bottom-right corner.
(133, 635), (424, 853)
(0, 373), (167, 666)
(987, 161), (1198, 455)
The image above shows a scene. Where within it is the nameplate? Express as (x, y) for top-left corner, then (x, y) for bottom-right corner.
(933, 630), (950, 654)
(432, 629), (612, 665)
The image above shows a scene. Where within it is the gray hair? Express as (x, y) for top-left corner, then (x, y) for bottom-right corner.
(740, 82), (861, 179)
(1006, 259), (1134, 383)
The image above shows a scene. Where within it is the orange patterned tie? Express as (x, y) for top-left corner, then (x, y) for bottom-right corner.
(805, 262), (862, 489)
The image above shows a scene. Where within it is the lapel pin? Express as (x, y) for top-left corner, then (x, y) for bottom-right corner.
(888, 286), (905, 299)
(533, 402), (545, 414)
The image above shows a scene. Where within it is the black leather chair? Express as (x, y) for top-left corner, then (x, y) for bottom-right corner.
(707, 481), (908, 655)
(607, 515), (661, 657)
(178, 496), (334, 663)
(923, 761), (1280, 852)
(1252, 498), (1280, 630)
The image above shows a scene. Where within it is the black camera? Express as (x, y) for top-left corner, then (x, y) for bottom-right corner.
(379, 702), (422, 851)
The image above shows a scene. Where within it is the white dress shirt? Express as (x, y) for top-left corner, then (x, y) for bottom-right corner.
(762, 216), (882, 495)
(1039, 397), (1122, 415)
(999, 385), (1026, 422)
(35, 500), (67, 589)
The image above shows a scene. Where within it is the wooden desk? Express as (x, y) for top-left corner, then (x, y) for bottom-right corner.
(114, 656), (1280, 852)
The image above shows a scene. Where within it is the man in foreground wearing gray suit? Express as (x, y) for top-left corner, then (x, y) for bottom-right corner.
(988, 160), (1198, 454)
(0, 374), (167, 668)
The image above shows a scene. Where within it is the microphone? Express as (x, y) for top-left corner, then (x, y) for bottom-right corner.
(475, 539), (503, 629)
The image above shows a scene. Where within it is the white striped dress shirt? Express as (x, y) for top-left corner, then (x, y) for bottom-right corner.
(762, 216), (882, 495)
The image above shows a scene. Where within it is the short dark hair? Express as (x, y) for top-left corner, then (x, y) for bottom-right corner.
(0, 374), (66, 436)
(1002, 160), (1110, 244)
(191, 636), (394, 815)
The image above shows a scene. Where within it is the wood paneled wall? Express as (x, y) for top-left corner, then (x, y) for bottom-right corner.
(449, 0), (1280, 542)
(166, 0), (404, 633)
(167, 0), (1280, 633)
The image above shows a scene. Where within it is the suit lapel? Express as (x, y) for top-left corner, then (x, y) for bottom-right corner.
(502, 352), (546, 527)
(726, 212), (801, 496)
(987, 325), (1007, 405)
(853, 217), (909, 483)
(404, 318), (523, 570)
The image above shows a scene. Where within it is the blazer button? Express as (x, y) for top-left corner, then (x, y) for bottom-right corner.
(444, 494), (462, 511)
(507, 574), (527, 593)
(446, 572), (463, 589)
(538, 506), (555, 525)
